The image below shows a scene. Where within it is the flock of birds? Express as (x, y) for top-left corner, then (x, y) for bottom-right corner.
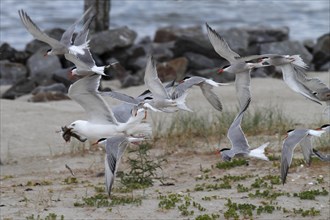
(18, 8), (330, 196)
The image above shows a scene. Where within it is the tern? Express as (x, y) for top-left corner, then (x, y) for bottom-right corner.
(96, 136), (145, 196)
(66, 74), (152, 140)
(260, 55), (323, 105)
(206, 23), (269, 111)
(171, 76), (229, 111)
(64, 15), (111, 77)
(218, 98), (270, 161)
(18, 7), (92, 56)
(280, 127), (326, 184)
(141, 56), (192, 113)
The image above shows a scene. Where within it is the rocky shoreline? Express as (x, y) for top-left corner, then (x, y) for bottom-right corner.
(0, 25), (329, 101)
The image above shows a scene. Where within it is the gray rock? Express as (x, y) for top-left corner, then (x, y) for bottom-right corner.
(29, 91), (70, 102)
(184, 52), (216, 70)
(312, 33), (330, 71)
(1, 77), (38, 99)
(0, 60), (28, 85)
(260, 40), (313, 67)
(27, 48), (62, 80)
(245, 26), (289, 44)
(25, 28), (65, 54)
(154, 25), (203, 43)
(151, 42), (174, 62)
(0, 43), (17, 61)
(90, 27), (137, 55)
(157, 57), (188, 82)
(127, 56), (147, 72)
(173, 35), (219, 59)
(31, 83), (67, 95)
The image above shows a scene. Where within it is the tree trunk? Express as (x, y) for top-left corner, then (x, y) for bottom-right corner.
(84, 0), (111, 33)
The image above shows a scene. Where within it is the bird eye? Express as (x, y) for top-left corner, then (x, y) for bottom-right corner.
(71, 123), (75, 127)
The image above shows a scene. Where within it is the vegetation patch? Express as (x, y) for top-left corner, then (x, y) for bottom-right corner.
(73, 194), (142, 208)
(293, 188), (329, 200)
(215, 159), (248, 170)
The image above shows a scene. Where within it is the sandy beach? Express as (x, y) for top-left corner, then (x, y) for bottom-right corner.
(0, 72), (329, 219)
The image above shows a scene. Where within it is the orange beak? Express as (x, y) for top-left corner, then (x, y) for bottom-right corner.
(218, 69), (224, 74)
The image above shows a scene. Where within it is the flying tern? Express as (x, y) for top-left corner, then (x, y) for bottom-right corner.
(18, 7), (92, 56)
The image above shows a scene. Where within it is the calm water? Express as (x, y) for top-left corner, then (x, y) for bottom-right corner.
(1, 0), (329, 50)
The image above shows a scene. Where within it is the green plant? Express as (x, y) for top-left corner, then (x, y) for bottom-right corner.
(215, 158), (248, 169)
(118, 143), (166, 190)
(293, 188), (329, 200)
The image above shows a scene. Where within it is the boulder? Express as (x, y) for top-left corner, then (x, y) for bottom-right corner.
(26, 48), (62, 80)
(153, 25), (203, 43)
(245, 26), (289, 44)
(31, 83), (67, 95)
(0, 60), (28, 85)
(157, 57), (188, 82)
(312, 33), (330, 71)
(220, 28), (251, 56)
(0, 43), (17, 61)
(151, 42), (174, 62)
(29, 91), (70, 102)
(1, 77), (38, 99)
(90, 27), (137, 55)
(184, 52), (216, 70)
(173, 35), (219, 59)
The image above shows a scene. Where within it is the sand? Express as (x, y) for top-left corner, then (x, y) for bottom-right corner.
(0, 72), (329, 219)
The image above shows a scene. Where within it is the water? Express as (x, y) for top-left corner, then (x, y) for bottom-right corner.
(1, 0), (329, 50)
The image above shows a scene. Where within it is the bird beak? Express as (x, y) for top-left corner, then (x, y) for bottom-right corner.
(215, 149), (221, 155)
(218, 69), (224, 74)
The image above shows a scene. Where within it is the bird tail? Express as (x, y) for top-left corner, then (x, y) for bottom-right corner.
(119, 109), (152, 137)
(248, 142), (270, 161)
(175, 92), (193, 112)
(290, 55), (308, 69)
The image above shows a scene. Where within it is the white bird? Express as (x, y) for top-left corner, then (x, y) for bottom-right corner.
(141, 56), (192, 113)
(218, 98), (270, 161)
(18, 7), (92, 56)
(280, 127), (326, 184)
(96, 135), (145, 196)
(171, 76), (229, 111)
(64, 15), (111, 77)
(206, 23), (269, 111)
(260, 55), (323, 105)
(66, 74), (152, 140)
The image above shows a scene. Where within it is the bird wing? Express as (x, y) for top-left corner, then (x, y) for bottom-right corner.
(299, 135), (313, 166)
(18, 10), (63, 49)
(171, 77), (205, 99)
(280, 64), (322, 105)
(205, 23), (240, 63)
(64, 53), (91, 70)
(200, 83), (223, 111)
(144, 56), (169, 98)
(281, 129), (309, 184)
(101, 91), (140, 105)
(104, 136), (129, 196)
(237, 54), (279, 62)
(68, 74), (117, 124)
(312, 149), (330, 162)
(227, 98), (251, 155)
(60, 6), (93, 46)
(235, 71), (251, 112)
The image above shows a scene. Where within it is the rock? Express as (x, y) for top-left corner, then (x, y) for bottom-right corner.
(154, 25), (203, 43)
(29, 91), (70, 102)
(151, 42), (174, 62)
(303, 39), (315, 54)
(312, 33), (330, 71)
(173, 35), (219, 59)
(318, 61), (330, 71)
(1, 77), (38, 99)
(127, 56), (147, 72)
(157, 57), (188, 82)
(0, 43), (17, 61)
(26, 48), (62, 80)
(90, 27), (137, 55)
(245, 26), (289, 44)
(0, 60), (28, 85)
(121, 74), (143, 88)
(25, 28), (65, 54)
(260, 40), (313, 68)
(184, 52), (216, 70)
(31, 83), (67, 95)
